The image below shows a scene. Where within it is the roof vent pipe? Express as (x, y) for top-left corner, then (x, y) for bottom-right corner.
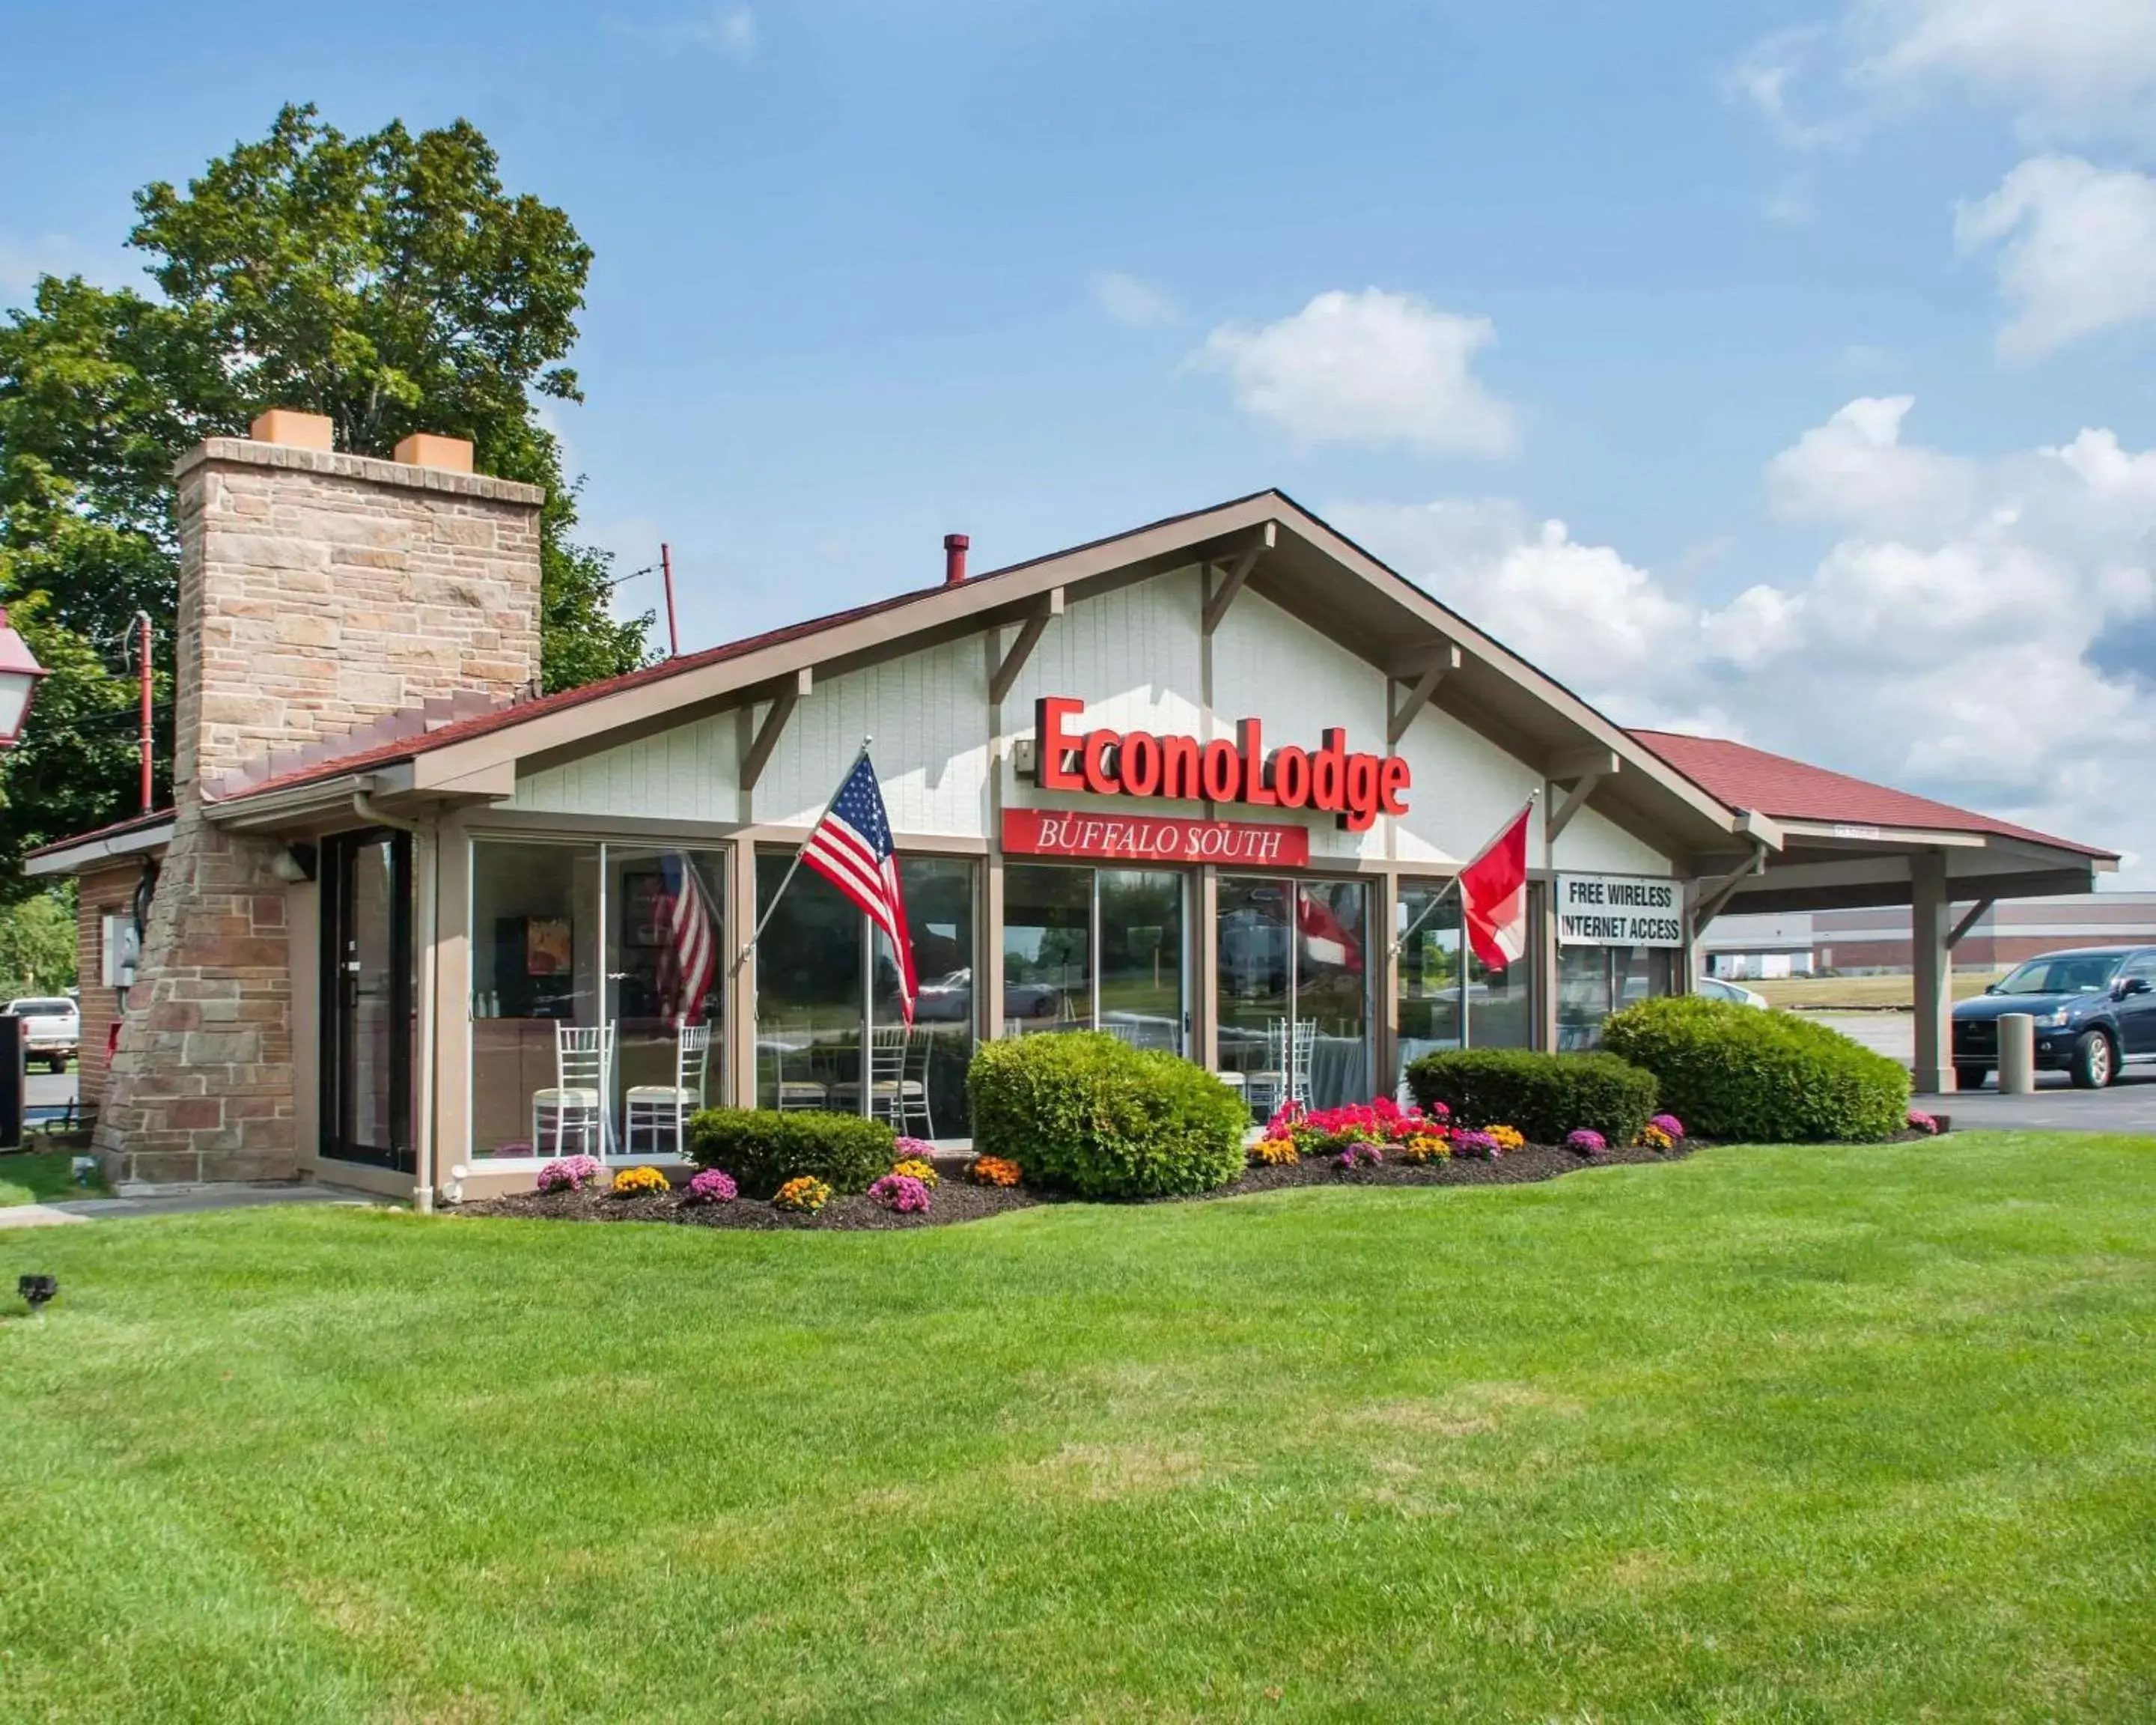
(943, 533), (969, 585)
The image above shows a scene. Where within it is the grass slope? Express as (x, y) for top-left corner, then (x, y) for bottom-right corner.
(1, 1132), (2152, 1723)
(0, 1149), (102, 1207)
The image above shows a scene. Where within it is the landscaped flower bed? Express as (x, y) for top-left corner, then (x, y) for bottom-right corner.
(472, 1095), (1951, 1233)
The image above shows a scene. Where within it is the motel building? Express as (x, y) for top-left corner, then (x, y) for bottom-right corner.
(28, 413), (2116, 1201)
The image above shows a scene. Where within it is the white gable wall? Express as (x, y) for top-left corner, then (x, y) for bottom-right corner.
(503, 563), (1681, 878)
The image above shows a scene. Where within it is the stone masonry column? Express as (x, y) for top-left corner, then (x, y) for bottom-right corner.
(94, 415), (543, 1187)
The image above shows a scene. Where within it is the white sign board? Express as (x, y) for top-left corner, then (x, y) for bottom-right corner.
(1556, 874), (1684, 948)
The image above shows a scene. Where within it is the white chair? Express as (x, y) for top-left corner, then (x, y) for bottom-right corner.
(1287, 1017), (1318, 1109)
(899, 1027), (935, 1138)
(533, 1023), (614, 1157)
(1243, 1017), (1291, 1119)
(624, 1023), (710, 1157)
(834, 1025), (925, 1128)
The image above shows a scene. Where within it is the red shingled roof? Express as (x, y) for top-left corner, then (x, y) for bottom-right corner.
(1630, 730), (2114, 860)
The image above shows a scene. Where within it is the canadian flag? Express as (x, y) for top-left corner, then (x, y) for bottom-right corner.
(1459, 799), (1534, 970)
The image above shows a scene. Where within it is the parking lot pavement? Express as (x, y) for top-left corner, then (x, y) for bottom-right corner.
(1803, 1011), (2156, 1134)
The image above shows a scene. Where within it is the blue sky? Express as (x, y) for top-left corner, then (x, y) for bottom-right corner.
(5, 0), (2155, 876)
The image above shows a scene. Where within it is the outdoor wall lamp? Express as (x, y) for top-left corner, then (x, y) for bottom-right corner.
(0, 608), (50, 749)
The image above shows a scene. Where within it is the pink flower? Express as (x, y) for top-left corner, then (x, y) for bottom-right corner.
(868, 1173), (933, 1214)
(1566, 1129), (1607, 1154)
(684, 1168), (738, 1204)
(1649, 1113), (1685, 1141)
(535, 1154), (606, 1193)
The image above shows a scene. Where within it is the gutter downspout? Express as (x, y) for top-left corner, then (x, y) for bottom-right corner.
(353, 779), (439, 1216)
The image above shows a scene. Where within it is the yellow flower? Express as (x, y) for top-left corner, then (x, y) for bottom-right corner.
(1249, 1137), (1300, 1166)
(610, 1165), (672, 1198)
(891, 1157), (940, 1187)
(773, 1175), (833, 1213)
(1487, 1125), (1525, 1151)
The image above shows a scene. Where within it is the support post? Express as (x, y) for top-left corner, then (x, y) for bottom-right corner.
(740, 668), (812, 794)
(989, 588), (1064, 705)
(725, 833), (759, 1107)
(1201, 523), (1274, 636)
(1911, 849), (1953, 1095)
(1388, 645), (1461, 746)
(1375, 870), (1400, 1097)
(1194, 864), (1219, 1071)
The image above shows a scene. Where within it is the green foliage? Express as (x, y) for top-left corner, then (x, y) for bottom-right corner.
(685, 1108), (895, 1199)
(1405, 1048), (1659, 1146)
(1601, 995), (1910, 1143)
(0, 103), (650, 889)
(968, 1032), (1247, 1199)
(0, 884), (76, 996)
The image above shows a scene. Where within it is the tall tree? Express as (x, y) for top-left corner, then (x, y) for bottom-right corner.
(0, 104), (650, 893)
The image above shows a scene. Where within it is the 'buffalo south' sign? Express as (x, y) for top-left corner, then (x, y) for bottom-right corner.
(1556, 873), (1684, 948)
(1029, 696), (1409, 833)
(1002, 807), (1310, 866)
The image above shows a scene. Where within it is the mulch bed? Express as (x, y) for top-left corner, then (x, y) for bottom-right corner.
(454, 1134), (1797, 1232)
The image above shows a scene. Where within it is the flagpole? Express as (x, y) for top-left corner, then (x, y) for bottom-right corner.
(1388, 787), (1539, 959)
(730, 735), (874, 974)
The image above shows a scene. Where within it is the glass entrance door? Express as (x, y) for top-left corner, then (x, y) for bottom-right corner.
(323, 830), (413, 1170)
(1216, 876), (1371, 1113)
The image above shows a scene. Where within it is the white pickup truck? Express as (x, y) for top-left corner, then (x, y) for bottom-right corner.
(4, 997), (80, 1072)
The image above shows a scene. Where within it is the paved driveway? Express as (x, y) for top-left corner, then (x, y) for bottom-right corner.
(1807, 1011), (2156, 1135)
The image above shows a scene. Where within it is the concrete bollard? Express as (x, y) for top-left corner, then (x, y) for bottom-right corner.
(1997, 1013), (2036, 1094)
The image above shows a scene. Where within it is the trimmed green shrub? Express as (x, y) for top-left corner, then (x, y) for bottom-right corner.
(968, 1032), (1248, 1199)
(684, 1108), (895, 1199)
(1601, 996), (1909, 1143)
(1405, 1048), (1658, 1146)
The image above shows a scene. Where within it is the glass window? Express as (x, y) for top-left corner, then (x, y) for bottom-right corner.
(1218, 875), (1370, 1115)
(880, 857), (976, 1137)
(1558, 941), (1674, 1050)
(755, 854), (862, 1116)
(1470, 928), (1534, 1050)
(470, 839), (603, 1160)
(1004, 864), (1092, 1034)
(1098, 868), (1184, 1054)
(1396, 880), (1464, 1080)
(758, 849), (977, 1140)
(606, 848), (725, 1154)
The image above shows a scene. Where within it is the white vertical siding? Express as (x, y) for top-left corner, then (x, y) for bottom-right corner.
(758, 635), (990, 836)
(511, 709), (743, 822)
(1555, 805), (1675, 877)
(1002, 570), (1208, 813)
(1392, 702), (1541, 868)
(1212, 591), (1390, 862)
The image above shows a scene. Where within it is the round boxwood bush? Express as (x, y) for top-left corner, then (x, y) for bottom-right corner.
(684, 1107), (895, 1199)
(1404, 1047), (1658, 1146)
(968, 1031), (1248, 1199)
(1601, 995), (1909, 1143)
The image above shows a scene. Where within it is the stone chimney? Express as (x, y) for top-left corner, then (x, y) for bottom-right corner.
(177, 410), (544, 797)
(95, 411), (545, 1188)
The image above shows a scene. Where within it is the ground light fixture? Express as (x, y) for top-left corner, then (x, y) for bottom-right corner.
(0, 607), (49, 747)
(17, 1274), (57, 1315)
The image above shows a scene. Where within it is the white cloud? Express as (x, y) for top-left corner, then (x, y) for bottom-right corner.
(1336, 398), (2156, 878)
(1091, 271), (1178, 329)
(612, 4), (756, 58)
(1734, 0), (2156, 151)
(1856, 0), (2156, 135)
(1764, 396), (1979, 538)
(1194, 288), (1520, 457)
(1956, 156), (2156, 362)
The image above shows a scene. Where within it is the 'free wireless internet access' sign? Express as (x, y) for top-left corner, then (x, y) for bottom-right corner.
(1556, 874), (1684, 948)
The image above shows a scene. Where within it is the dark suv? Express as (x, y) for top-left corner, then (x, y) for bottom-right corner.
(1950, 946), (2156, 1089)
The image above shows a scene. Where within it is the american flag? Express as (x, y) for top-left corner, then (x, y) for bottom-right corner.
(802, 753), (918, 1022)
(657, 852), (718, 1026)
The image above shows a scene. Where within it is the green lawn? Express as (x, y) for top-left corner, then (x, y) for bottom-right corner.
(2, 1134), (2152, 1723)
(0, 1148), (101, 1206)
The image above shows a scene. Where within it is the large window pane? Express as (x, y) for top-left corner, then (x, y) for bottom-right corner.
(1396, 880), (1463, 1089)
(1099, 868), (1184, 1054)
(1004, 864), (1091, 1033)
(1297, 880), (1370, 1108)
(607, 848), (725, 1155)
(755, 854), (859, 1113)
(879, 856), (975, 1137)
(1469, 933), (1534, 1050)
(1557, 946), (1613, 1050)
(1216, 875), (1292, 1100)
(470, 839), (603, 1160)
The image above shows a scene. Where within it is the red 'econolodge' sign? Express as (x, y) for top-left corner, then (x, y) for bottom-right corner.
(1002, 807), (1310, 866)
(1030, 696), (1408, 832)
